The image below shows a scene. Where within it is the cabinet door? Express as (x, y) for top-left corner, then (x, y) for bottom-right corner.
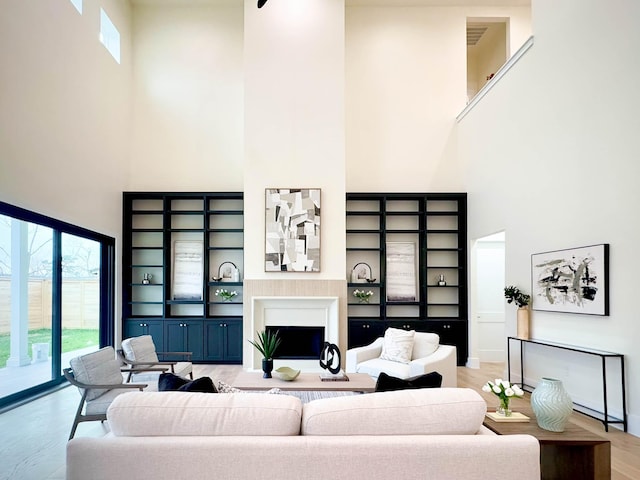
(348, 320), (386, 349)
(203, 319), (243, 363)
(123, 319), (164, 350)
(203, 321), (225, 362)
(224, 320), (243, 363)
(165, 320), (203, 361)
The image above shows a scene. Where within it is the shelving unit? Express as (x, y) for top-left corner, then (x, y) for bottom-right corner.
(122, 192), (244, 363)
(346, 193), (467, 365)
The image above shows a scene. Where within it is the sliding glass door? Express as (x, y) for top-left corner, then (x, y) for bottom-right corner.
(0, 202), (114, 409)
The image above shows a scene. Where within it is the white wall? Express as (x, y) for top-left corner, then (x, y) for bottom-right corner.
(243, 0), (346, 279)
(456, 0), (640, 435)
(345, 5), (530, 193)
(128, 3), (244, 191)
(0, 0), (131, 238)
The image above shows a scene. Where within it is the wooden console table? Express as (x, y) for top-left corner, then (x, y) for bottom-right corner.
(507, 337), (627, 432)
(484, 404), (611, 480)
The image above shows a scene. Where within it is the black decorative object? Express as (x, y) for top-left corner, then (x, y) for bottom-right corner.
(319, 342), (341, 374)
(258, 0), (268, 7)
(262, 358), (274, 378)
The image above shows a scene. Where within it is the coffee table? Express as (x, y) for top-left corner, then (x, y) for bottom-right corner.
(232, 371), (376, 393)
(483, 404), (611, 480)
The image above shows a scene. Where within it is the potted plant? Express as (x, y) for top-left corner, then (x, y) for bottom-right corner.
(248, 330), (282, 378)
(504, 285), (531, 340)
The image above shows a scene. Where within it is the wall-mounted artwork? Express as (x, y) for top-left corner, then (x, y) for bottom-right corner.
(531, 244), (609, 315)
(265, 188), (321, 272)
(172, 240), (204, 300)
(386, 242), (417, 302)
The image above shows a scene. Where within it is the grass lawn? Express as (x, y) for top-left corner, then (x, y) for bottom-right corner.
(0, 328), (99, 367)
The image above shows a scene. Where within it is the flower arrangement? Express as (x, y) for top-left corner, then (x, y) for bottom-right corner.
(353, 289), (374, 303)
(504, 285), (530, 308)
(482, 378), (525, 416)
(215, 289), (238, 302)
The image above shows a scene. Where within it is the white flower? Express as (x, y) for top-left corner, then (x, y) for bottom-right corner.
(482, 384), (492, 393)
(501, 380), (510, 389)
(505, 387), (515, 397)
(495, 378), (503, 386)
(492, 385), (501, 395)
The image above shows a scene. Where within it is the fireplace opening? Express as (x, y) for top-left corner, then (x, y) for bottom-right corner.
(266, 326), (324, 359)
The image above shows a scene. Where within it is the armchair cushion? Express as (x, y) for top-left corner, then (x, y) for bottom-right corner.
(121, 335), (159, 365)
(379, 328), (415, 364)
(158, 373), (217, 393)
(412, 332), (440, 359)
(374, 371), (442, 392)
(69, 347), (123, 401)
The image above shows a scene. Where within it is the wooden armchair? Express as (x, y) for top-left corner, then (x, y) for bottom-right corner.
(65, 346), (147, 440)
(118, 335), (193, 382)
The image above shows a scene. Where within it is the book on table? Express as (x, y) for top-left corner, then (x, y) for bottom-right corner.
(319, 370), (349, 382)
(485, 411), (530, 422)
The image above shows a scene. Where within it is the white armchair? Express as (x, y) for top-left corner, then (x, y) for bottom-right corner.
(346, 330), (457, 387)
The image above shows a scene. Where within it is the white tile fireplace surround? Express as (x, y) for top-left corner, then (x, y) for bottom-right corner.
(250, 296), (339, 372)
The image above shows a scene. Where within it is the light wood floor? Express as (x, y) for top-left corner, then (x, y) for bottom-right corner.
(1, 363), (638, 480)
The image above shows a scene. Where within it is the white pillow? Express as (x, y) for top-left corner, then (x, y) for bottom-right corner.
(379, 328), (415, 364)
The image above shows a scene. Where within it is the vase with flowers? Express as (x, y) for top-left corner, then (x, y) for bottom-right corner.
(482, 378), (525, 416)
(215, 289), (238, 302)
(353, 289), (374, 304)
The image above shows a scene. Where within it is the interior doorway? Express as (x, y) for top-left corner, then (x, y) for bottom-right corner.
(472, 231), (506, 363)
(467, 18), (508, 101)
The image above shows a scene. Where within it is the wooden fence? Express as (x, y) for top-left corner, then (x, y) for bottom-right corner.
(0, 278), (99, 334)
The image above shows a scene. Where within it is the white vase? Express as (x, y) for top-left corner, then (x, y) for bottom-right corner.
(530, 377), (573, 432)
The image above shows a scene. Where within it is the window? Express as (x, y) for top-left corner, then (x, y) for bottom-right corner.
(69, 0), (82, 14)
(0, 201), (115, 410)
(100, 8), (120, 64)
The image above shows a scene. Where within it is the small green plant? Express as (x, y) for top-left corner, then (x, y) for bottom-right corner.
(504, 285), (530, 308)
(248, 329), (281, 360)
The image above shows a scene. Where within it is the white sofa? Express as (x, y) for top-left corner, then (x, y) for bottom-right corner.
(66, 388), (539, 480)
(346, 331), (458, 387)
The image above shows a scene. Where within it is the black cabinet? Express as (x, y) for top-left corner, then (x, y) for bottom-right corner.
(123, 319), (164, 349)
(203, 319), (242, 363)
(122, 192), (243, 363)
(346, 193), (467, 365)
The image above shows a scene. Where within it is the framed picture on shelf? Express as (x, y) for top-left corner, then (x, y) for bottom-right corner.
(265, 188), (321, 272)
(351, 262), (372, 283)
(531, 243), (609, 315)
(386, 242), (417, 302)
(171, 240), (204, 300)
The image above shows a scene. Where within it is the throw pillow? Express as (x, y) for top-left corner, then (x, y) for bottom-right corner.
(158, 372), (217, 393)
(379, 327), (415, 364)
(375, 371), (443, 392)
(217, 380), (281, 395)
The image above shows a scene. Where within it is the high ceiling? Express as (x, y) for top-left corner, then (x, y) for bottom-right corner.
(130, 0), (531, 6)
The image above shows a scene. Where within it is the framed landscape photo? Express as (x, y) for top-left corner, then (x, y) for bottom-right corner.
(531, 244), (609, 315)
(265, 188), (321, 272)
(386, 242), (417, 302)
(172, 240), (204, 300)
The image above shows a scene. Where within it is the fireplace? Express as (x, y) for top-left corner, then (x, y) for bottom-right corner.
(266, 326), (325, 359)
(250, 296), (339, 371)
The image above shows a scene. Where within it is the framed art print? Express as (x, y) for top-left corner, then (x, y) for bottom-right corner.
(265, 188), (321, 272)
(531, 244), (609, 315)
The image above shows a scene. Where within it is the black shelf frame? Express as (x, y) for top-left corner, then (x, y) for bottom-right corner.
(507, 336), (627, 432)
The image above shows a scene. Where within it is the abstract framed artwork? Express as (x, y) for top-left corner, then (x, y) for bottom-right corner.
(531, 244), (609, 315)
(265, 188), (321, 272)
(386, 242), (417, 302)
(171, 240), (204, 300)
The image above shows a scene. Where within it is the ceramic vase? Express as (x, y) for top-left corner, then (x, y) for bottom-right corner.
(517, 307), (530, 340)
(262, 358), (274, 379)
(530, 377), (573, 432)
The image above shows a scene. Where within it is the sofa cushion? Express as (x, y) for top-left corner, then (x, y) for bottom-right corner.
(379, 328), (415, 364)
(412, 332), (440, 360)
(107, 391), (302, 437)
(375, 371), (442, 392)
(158, 372), (217, 393)
(69, 347), (123, 401)
(301, 388), (486, 436)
